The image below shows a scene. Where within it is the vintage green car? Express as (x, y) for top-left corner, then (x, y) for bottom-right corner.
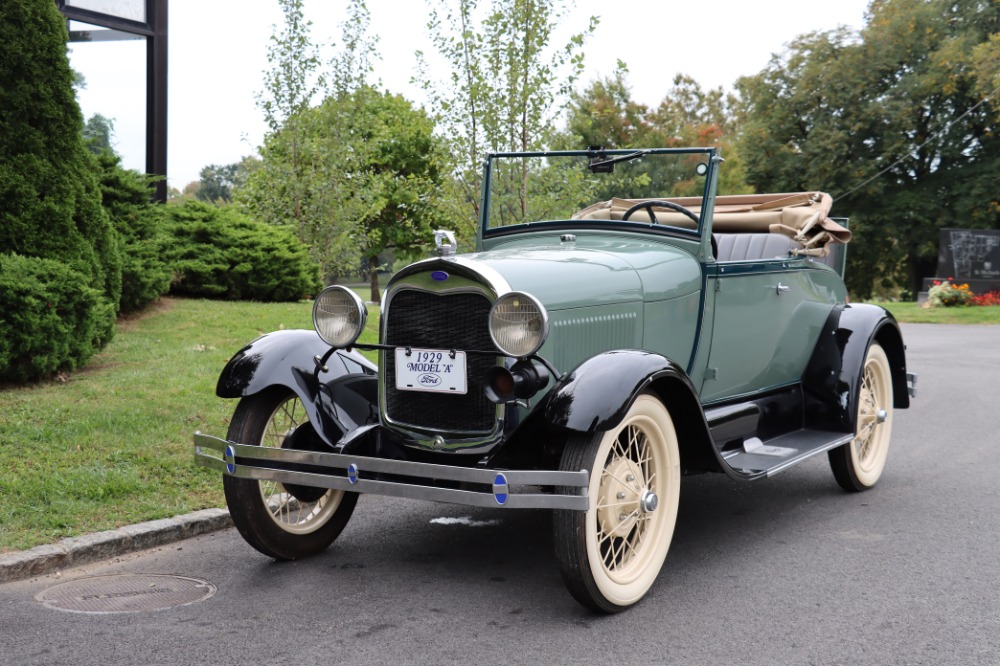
(194, 147), (916, 612)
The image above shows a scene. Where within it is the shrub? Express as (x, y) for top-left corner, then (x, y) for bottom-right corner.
(927, 280), (974, 307)
(0, 0), (120, 381)
(94, 151), (172, 312)
(163, 201), (320, 301)
(0, 254), (112, 382)
(971, 290), (1000, 307)
(0, 0), (121, 309)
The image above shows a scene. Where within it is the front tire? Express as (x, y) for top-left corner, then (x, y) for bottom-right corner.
(828, 342), (894, 491)
(553, 393), (681, 613)
(223, 387), (358, 560)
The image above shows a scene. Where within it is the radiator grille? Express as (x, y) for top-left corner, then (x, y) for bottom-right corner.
(384, 289), (497, 433)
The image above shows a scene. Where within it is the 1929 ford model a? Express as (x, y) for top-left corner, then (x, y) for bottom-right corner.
(194, 147), (916, 612)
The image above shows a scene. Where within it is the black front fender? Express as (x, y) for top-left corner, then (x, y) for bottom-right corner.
(217, 329), (378, 446)
(803, 304), (910, 433)
(541, 350), (698, 433)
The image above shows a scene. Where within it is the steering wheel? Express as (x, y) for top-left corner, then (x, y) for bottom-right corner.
(621, 200), (699, 225)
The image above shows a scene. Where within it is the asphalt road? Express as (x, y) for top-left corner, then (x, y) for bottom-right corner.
(1, 323), (998, 666)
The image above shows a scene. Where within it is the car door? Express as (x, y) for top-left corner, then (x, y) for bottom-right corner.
(701, 258), (834, 403)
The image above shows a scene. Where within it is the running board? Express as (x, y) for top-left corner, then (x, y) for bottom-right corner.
(721, 429), (854, 479)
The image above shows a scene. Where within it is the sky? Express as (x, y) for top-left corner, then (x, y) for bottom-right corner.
(67, 0), (873, 191)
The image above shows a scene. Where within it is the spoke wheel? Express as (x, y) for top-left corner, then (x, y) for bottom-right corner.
(829, 343), (894, 491)
(554, 393), (680, 613)
(223, 387), (357, 560)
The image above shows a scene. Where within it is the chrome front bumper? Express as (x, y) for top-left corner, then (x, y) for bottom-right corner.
(194, 432), (590, 511)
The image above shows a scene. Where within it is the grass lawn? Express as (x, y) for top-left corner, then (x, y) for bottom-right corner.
(865, 301), (1000, 324)
(1, 292), (995, 552)
(0, 296), (376, 552)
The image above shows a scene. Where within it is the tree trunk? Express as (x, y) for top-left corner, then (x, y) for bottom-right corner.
(369, 255), (381, 305)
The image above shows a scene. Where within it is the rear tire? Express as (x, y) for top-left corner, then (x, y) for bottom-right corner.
(553, 393), (681, 613)
(828, 343), (894, 492)
(223, 387), (357, 560)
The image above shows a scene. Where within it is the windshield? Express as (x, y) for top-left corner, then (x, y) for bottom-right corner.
(482, 148), (717, 236)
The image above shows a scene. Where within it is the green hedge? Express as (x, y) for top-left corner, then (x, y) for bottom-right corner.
(0, 254), (112, 382)
(0, 0), (120, 382)
(94, 151), (172, 313)
(0, 0), (121, 311)
(164, 201), (321, 301)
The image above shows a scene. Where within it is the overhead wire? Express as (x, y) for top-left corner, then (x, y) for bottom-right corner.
(833, 83), (1000, 202)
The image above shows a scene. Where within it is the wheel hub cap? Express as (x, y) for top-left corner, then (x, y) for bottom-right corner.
(598, 457), (646, 538)
(640, 490), (658, 514)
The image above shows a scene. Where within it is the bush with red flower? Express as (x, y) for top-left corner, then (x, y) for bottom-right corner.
(927, 279), (974, 307)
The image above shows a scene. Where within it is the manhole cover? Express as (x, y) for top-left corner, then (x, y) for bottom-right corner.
(37, 574), (216, 614)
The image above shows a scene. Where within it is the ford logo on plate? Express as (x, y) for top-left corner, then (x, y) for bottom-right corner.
(431, 271), (449, 281)
(418, 373), (442, 387)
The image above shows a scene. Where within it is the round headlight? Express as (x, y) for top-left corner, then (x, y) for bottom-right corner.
(313, 286), (367, 348)
(489, 292), (549, 358)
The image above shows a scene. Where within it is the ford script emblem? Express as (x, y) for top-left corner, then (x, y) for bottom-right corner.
(418, 373), (442, 387)
(431, 271), (449, 281)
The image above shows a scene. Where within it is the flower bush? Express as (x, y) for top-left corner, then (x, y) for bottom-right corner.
(927, 279), (975, 307)
(972, 290), (1000, 307)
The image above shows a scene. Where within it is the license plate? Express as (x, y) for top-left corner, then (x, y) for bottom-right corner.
(394, 348), (467, 394)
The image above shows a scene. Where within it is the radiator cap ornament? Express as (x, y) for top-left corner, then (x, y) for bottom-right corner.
(434, 230), (457, 258)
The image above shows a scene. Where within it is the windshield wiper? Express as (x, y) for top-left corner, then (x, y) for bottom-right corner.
(588, 149), (649, 173)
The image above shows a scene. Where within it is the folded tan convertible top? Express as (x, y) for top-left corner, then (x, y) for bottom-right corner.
(573, 192), (850, 257)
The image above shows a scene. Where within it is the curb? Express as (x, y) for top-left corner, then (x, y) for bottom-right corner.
(0, 508), (232, 584)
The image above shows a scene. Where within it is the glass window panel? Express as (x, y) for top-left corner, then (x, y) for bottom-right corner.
(68, 21), (147, 173)
(66, 0), (146, 23)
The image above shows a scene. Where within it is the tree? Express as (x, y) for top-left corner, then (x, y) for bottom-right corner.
(558, 66), (752, 196)
(737, 0), (999, 298)
(327, 87), (450, 303)
(196, 163), (239, 203)
(83, 113), (115, 154)
(419, 0), (598, 235)
(243, 86), (449, 303)
(241, 0), (446, 302)
(0, 0), (121, 381)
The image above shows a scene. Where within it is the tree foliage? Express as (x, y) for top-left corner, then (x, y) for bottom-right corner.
(559, 65), (752, 196)
(83, 113), (115, 155)
(737, 0), (1000, 298)
(196, 163), (239, 203)
(242, 86), (449, 302)
(242, 0), (448, 302)
(419, 0), (598, 234)
(0, 0), (121, 381)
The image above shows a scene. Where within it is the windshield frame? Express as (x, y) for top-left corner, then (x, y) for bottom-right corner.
(477, 147), (721, 245)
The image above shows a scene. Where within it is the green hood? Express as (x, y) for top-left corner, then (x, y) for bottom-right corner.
(464, 239), (701, 310)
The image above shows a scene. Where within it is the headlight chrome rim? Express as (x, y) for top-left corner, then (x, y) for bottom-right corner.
(488, 291), (549, 358)
(312, 286), (368, 348)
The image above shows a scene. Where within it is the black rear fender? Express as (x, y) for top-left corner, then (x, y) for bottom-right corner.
(802, 304), (910, 433)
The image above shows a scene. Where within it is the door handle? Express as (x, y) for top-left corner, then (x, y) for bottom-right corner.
(776, 282), (791, 294)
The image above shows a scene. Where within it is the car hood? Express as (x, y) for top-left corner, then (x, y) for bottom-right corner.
(459, 242), (702, 310)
